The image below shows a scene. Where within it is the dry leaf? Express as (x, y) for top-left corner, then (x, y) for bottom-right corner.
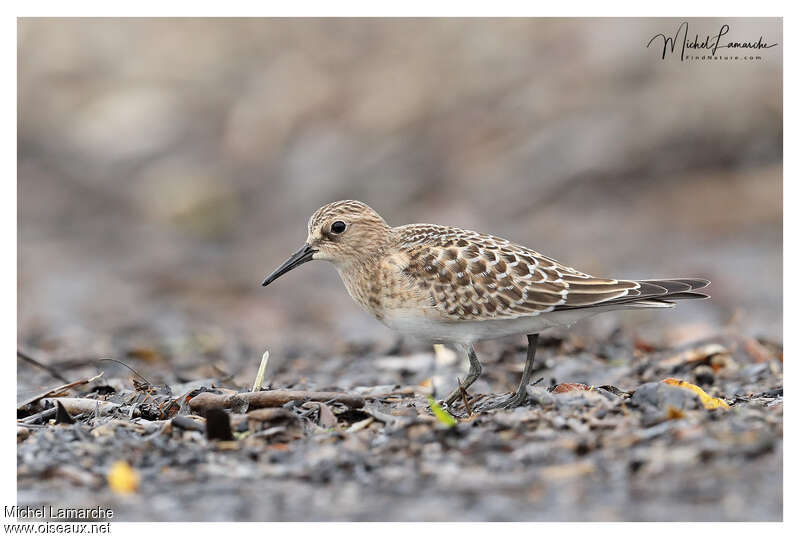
(552, 383), (592, 394)
(317, 402), (338, 428)
(661, 378), (730, 410)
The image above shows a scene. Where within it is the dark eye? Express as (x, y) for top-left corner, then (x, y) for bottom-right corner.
(330, 221), (346, 234)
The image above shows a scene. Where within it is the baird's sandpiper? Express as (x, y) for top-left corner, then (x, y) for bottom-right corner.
(262, 200), (709, 409)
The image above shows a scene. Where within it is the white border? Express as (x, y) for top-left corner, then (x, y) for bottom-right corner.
(6, 1), (792, 17)
(5, 2), (789, 536)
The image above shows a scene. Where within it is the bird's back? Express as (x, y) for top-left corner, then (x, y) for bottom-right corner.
(390, 223), (708, 324)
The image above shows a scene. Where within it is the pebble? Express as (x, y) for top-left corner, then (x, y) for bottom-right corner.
(631, 382), (701, 412)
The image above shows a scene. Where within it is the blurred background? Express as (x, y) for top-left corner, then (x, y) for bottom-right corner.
(18, 18), (782, 389)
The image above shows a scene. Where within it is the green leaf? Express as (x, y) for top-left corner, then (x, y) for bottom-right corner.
(427, 396), (457, 427)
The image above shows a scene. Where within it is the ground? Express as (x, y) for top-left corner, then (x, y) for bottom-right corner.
(17, 327), (782, 521)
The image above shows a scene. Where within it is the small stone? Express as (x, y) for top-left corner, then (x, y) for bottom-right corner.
(631, 381), (701, 412)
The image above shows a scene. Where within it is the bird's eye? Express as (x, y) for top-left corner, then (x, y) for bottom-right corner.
(330, 221), (346, 234)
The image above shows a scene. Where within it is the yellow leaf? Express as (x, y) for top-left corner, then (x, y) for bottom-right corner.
(108, 460), (139, 494)
(662, 378), (730, 410)
(427, 396), (457, 427)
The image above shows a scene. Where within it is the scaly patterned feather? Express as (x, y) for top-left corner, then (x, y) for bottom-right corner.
(393, 224), (644, 321)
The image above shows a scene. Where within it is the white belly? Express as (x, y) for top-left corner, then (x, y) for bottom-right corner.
(380, 308), (590, 345)
(379, 302), (672, 345)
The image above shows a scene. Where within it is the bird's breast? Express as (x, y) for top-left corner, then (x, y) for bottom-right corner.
(336, 254), (433, 323)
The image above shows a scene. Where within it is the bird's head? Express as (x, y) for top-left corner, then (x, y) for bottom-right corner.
(262, 200), (391, 287)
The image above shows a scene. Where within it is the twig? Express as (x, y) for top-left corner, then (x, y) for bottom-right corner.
(46, 397), (121, 416)
(358, 385), (431, 399)
(246, 407), (296, 423)
(363, 406), (402, 426)
(97, 358), (152, 386)
(189, 389), (365, 414)
(210, 363), (236, 385)
(17, 372), (104, 411)
(17, 350), (69, 384)
(346, 417), (374, 433)
(18, 407), (57, 425)
(251, 350), (270, 392)
(457, 377), (473, 416)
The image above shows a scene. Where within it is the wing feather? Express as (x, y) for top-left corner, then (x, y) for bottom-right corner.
(394, 224), (709, 321)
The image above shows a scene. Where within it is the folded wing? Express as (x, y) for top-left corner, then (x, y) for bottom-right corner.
(396, 224), (709, 321)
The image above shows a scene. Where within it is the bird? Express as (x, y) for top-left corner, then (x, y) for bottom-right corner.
(262, 200), (709, 409)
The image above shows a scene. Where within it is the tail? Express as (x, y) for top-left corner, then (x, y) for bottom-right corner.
(554, 278), (710, 311)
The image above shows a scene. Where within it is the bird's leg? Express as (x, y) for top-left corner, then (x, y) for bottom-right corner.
(444, 345), (482, 406)
(501, 333), (540, 409)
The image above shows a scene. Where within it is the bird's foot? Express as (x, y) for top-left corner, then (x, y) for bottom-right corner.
(443, 388), (460, 408)
(443, 386), (471, 410)
(474, 389), (529, 411)
(500, 389), (529, 409)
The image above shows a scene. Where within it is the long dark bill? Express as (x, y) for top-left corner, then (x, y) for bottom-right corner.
(262, 243), (317, 286)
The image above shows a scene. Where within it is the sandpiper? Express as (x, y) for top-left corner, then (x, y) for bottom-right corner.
(262, 200), (709, 409)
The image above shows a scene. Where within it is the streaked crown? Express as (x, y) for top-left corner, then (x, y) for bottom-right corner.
(306, 200), (391, 265)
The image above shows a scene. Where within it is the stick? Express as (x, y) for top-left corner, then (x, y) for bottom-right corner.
(357, 385), (431, 398)
(97, 358), (152, 386)
(251, 350), (270, 392)
(189, 390), (365, 414)
(17, 350), (69, 383)
(246, 408), (296, 422)
(457, 378), (473, 416)
(45, 397), (121, 416)
(18, 407), (57, 425)
(17, 373), (104, 411)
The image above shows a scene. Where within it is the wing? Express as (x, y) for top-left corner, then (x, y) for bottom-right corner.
(394, 224), (708, 321)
